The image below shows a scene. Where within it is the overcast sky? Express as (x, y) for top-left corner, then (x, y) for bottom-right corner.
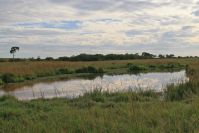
(0, 0), (199, 58)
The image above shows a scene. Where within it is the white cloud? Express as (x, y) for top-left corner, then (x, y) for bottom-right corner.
(0, 0), (199, 57)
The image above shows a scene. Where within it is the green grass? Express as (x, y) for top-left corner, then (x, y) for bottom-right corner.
(1, 91), (199, 133)
(75, 66), (104, 74)
(0, 66), (104, 84)
(165, 81), (199, 101)
(127, 63), (185, 73)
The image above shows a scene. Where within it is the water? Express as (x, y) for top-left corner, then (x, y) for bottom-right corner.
(0, 70), (188, 100)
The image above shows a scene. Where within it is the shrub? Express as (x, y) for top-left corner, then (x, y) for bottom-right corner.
(15, 76), (25, 82)
(1, 73), (16, 83)
(36, 71), (57, 77)
(45, 57), (54, 61)
(0, 79), (4, 85)
(159, 63), (184, 69)
(98, 68), (104, 73)
(148, 65), (156, 69)
(128, 64), (146, 72)
(1, 73), (25, 83)
(87, 66), (98, 73)
(24, 75), (37, 80)
(159, 64), (175, 69)
(56, 68), (73, 75)
(75, 66), (104, 74)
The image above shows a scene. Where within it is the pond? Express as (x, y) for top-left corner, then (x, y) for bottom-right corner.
(0, 70), (188, 100)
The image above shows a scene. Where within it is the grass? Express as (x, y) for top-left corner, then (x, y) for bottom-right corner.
(0, 58), (199, 132)
(75, 66), (104, 74)
(165, 81), (199, 101)
(0, 58), (191, 84)
(0, 58), (194, 76)
(1, 91), (199, 133)
(127, 62), (185, 73)
(0, 66), (104, 84)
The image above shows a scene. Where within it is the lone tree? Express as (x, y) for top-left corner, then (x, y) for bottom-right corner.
(10, 46), (20, 59)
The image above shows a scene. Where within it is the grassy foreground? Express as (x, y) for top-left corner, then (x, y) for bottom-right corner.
(1, 91), (199, 133)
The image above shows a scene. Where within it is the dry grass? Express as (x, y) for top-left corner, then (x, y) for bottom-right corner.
(0, 58), (198, 76)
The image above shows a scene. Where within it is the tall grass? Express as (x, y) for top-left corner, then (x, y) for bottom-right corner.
(163, 58), (199, 101)
(0, 58), (191, 84)
(165, 81), (199, 101)
(0, 58), (195, 76)
(1, 91), (199, 133)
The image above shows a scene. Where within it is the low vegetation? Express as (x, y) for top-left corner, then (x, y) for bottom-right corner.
(1, 90), (199, 133)
(0, 66), (104, 84)
(127, 63), (185, 73)
(165, 81), (199, 101)
(75, 66), (104, 74)
(0, 73), (25, 83)
(128, 64), (147, 72)
(0, 58), (190, 84)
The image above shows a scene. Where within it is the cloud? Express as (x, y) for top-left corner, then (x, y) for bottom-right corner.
(50, 0), (113, 11)
(0, 0), (199, 57)
(50, 0), (171, 11)
(193, 10), (199, 16)
(15, 21), (82, 30)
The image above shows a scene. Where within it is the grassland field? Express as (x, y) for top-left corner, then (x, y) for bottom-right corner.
(0, 58), (199, 133)
(0, 58), (195, 75)
(0, 58), (197, 80)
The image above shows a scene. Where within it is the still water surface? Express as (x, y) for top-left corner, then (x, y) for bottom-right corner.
(0, 70), (188, 100)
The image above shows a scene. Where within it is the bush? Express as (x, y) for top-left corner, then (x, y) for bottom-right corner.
(128, 64), (146, 72)
(98, 68), (104, 73)
(1, 73), (25, 83)
(148, 65), (156, 69)
(0, 59), (8, 62)
(56, 68), (73, 75)
(75, 66), (104, 74)
(24, 75), (37, 80)
(1, 73), (16, 83)
(87, 66), (98, 73)
(0, 79), (4, 85)
(45, 57), (54, 61)
(159, 63), (184, 69)
(36, 71), (57, 77)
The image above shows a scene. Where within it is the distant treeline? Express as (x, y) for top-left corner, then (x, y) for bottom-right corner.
(0, 52), (198, 62)
(58, 52), (157, 61)
(37, 52), (198, 61)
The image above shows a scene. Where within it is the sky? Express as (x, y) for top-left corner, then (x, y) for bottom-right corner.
(0, 0), (199, 58)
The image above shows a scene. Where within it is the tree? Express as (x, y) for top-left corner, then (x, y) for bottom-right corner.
(37, 56), (41, 61)
(158, 54), (165, 58)
(10, 46), (19, 59)
(141, 52), (156, 58)
(166, 54), (175, 58)
(45, 57), (54, 61)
